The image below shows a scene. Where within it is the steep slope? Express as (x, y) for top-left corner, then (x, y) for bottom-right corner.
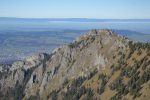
(0, 29), (150, 100)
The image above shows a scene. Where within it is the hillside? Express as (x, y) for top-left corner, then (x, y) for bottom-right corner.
(0, 29), (150, 100)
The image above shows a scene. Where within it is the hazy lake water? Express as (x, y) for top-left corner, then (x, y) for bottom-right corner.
(1, 21), (150, 33)
(0, 20), (150, 64)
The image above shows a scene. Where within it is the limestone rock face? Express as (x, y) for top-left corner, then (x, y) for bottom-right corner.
(0, 29), (129, 99)
(0, 53), (50, 98)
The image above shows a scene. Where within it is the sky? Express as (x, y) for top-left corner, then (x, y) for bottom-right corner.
(0, 0), (150, 19)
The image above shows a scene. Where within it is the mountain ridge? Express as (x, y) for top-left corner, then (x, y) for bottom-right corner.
(0, 29), (150, 100)
(1, 17), (150, 22)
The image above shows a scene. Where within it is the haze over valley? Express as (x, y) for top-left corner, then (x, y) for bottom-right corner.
(0, 18), (150, 64)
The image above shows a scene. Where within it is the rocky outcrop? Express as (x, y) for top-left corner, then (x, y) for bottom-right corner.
(0, 29), (130, 99)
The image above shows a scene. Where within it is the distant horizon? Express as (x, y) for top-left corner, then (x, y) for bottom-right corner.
(1, 17), (150, 20)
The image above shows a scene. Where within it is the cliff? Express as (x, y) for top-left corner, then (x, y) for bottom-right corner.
(0, 29), (150, 100)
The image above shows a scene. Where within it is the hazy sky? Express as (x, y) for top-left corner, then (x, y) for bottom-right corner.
(0, 0), (150, 19)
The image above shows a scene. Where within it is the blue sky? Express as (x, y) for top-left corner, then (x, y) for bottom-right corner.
(0, 0), (150, 19)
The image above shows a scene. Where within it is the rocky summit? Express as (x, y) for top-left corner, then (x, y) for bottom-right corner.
(0, 29), (150, 100)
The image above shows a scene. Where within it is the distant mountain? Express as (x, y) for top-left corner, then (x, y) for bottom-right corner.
(0, 29), (150, 100)
(114, 30), (150, 42)
(0, 17), (150, 22)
